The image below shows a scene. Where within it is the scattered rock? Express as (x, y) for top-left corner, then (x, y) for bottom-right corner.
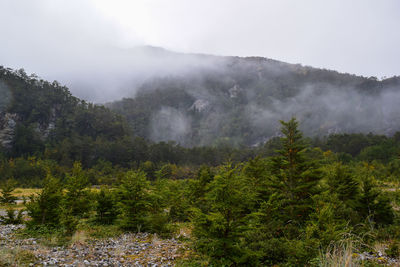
(0, 224), (185, 266)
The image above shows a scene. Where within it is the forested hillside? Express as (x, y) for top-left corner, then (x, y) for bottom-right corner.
(3, 64), (400, 265)
(108, 52), (400, 147)
(0, 66), (258, 183)
(0, 66), (132, 165)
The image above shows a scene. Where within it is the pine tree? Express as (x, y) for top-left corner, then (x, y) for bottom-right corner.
(26, 174), (63, 227)
(192, 163), (256, 265)
(188, 165), (214, 212)
(117, 170), (151, 231)
(95, 188), (117, 225)
(63, 162), (89, 218)
(327, 163), (359, 209)
(0, 178), (17, 204)
(268, 118), (322, 224)
(358, 165), (394, 226)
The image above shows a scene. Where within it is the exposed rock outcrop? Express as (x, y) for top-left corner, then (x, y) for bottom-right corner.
(0, 112), (18, 149)
(189, 99), (210, 113)
(228, 84), (242, 98)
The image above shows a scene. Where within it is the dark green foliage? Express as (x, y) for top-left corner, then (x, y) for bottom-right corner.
(25, 174), (63, 227)
(156, 163), (174, 180)
(116, 170), (151, 231)
(327, 163), (359, 209)
(63, 162), (90, 218)
(0, 178), (17, 204)
(12, 124), (45, 156)
(155, 178), (190, 222)
(95, 188), (117, 225)
(358, 172), (394, 226)
(0, 208), (23, 224)
(192, 163), (256, 265)
(0, 70), (397, 267)
(243, 157), (270, 204)
(322, 133), (399, 162)
(268, 118), (322, 224)
(386, 241), (400, 258)
(188, 166), (214, 212)
(59, 206), (79, 235)
(2, 64), (400, 265)
(0, 66), (130, 167)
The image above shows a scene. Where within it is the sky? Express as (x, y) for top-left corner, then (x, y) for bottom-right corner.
(0, 0), (399, 100)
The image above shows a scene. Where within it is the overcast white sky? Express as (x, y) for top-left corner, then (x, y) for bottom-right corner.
(0, 0), (399, 82)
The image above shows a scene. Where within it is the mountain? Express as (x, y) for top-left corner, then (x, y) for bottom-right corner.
(0, 66), (129, 165)
(107, 50), (400, 147)
(2, 47), (400, 150)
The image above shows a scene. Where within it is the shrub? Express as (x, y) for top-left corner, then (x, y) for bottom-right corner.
(0, 178), (17, 204)
(25, 174), (62, 227)
(95, 188), (118, 225)
(116, 170), (151, 231)
(0, 208), (23, 224)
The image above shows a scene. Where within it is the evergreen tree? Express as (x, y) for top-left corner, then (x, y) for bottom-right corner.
(63, 162), (90, 218)
(243, 157), (270, 205)
(117, 170), (151, 231)
(192, 163), (256, 265)
(188, 165), (214, 212)
(26, 174), (63, 227)
(0, 178), (17, 204)
(327, 163), (360, 210)
(95, 188), (117, 225)
(268, 118), (322, 224)
(358, 165), (394, 226)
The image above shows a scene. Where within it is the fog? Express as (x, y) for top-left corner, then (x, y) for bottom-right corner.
(144, 82), (400, 146)
(0, 0), (399, 103)
(125, 60), (400, 146)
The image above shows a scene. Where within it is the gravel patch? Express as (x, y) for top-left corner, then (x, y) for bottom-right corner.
(0, 224), (186, 266)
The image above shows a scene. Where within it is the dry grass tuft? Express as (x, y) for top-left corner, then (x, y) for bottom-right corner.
(0, 247), (36, 267)
(319, 241), (360, 267)
(71, 230), (87, 246)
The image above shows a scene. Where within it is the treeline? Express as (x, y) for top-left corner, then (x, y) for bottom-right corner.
(3, 129), (400, 187)
(1, 66), (259, 170)
(2, 118), (399, 266)
(2, 66), (400, 178)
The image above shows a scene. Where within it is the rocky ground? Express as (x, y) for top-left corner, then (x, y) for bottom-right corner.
(0, 224), (187, 267)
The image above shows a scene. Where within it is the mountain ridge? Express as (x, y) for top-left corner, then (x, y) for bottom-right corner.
(105, 48), (400, 146)
(1, 47), (400, 149)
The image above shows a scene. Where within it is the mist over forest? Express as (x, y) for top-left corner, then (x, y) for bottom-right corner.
(2, 1), (400, 265)
(100, 47), (400, 147)
(1, 46), (400, 148)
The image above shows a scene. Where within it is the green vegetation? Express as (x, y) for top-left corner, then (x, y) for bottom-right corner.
(0, 178), (17, 204)
(2, 66), (400, 265)
(1, 117), (399, 265)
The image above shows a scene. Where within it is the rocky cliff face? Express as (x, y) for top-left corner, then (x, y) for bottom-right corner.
(0, 112), (18, 149)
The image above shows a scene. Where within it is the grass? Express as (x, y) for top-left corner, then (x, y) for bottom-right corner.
(11, 188), (41, 198)
(16, 226), (69, 247)
(70, 230), (88, 245)
(0, 203), (25, 211)
(80, 223), (123, 239)
(15, 221), (125, 248)
(2, 187), (99, 199)
(0, 247), (36, 267)
(0, 188), (41, 210)
(318, 241), (359, 267)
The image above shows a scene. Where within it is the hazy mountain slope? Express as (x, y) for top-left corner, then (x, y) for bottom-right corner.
(0, 66), (129, 158)
(2, 47), (400, 149)
(108, 52), (400, 147)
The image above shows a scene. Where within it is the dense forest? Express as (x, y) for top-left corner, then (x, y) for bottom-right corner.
(107, 51), (400, 147)
(2, 65), (400, 265)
